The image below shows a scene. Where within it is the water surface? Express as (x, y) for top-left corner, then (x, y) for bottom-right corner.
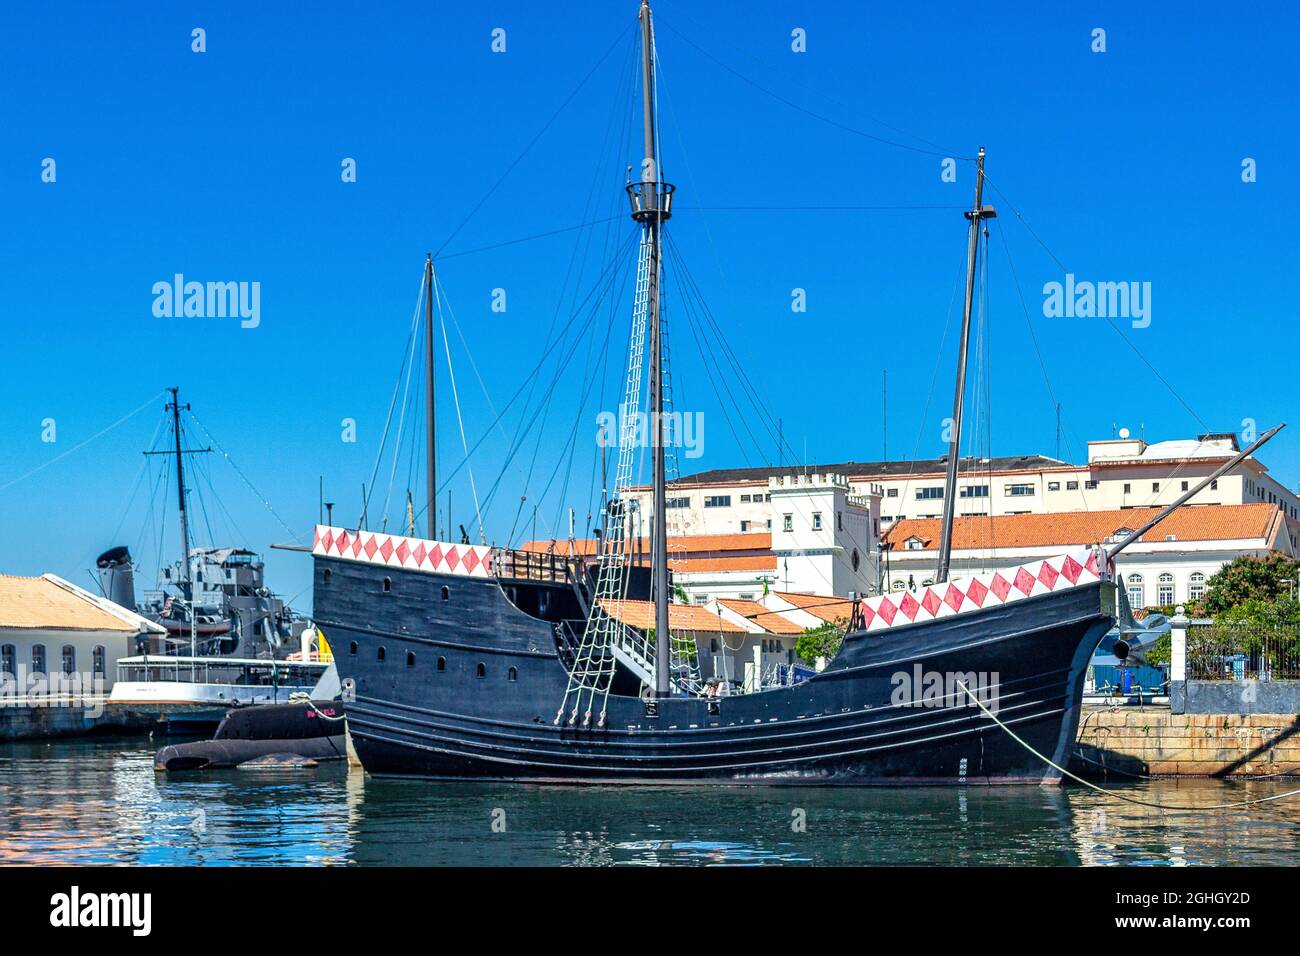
(2, 737), (1297, 865)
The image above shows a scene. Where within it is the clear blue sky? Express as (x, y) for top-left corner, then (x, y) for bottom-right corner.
(1, 1), (1296, 607)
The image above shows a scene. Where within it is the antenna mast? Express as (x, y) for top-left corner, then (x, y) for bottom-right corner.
(167, 387), (192, 586)
(936, 148), (996, 584)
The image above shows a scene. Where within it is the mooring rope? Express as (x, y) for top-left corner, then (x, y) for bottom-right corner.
(955, 680), (1300, 812)
(287, 692), (346, 722)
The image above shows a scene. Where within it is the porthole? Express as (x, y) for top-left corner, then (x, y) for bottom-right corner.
(406, 651), (416, 667)
(476, 662), (486, 678)
(382, 577), (391, 593)
(349, 641), (358, 656)
(508, 667), (518, 682)
(377, 646), (386, 662)
(437, 656), (446, 671)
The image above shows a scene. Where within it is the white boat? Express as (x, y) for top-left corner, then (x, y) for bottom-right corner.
(108, 655), (329, 710)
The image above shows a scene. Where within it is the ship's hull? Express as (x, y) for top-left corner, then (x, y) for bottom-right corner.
(314, 548), (1116, 785)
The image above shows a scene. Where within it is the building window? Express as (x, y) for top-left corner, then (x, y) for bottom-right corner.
(437, 656), (446, 671)
(1210, 479), (1218, 490)
(1126, 574), (1144, 609)
(1085, 480), (1098, 489)
(322, 568), (332, 584)
(1122, 483), (1132, 494)
(406, 651), (416, 667)
(1158, 573), (1175, 606)
(382, 576), (391, 593)
(666, 497), (691, 509)
(1, 644), (14, 678)
(92, 646), (106, 678)
(377, 646), (386, 662)
(31, 644), (46, 676)
(441, 585), (450, 601)
(740, 521), (750, 532)
(905, 537), (925, 551)
(960, 485), (989, 498)
(710, 639), (718, 653)
(1047, 481), (1061, 491)
(1066, 480), (1079, 490)
(783, 514), (793, 532)
(1189, 572), (1206, 602)
(891, 580), (906, 591)
(1152, 482), (1160, 493)
(812, 513), (822, 530)
(476, 662), (487, 678)
(916, 487), (944, 500)
(508, 667), (518, 682)
(837, 512), (843, 531)
(62, 645), (75, 675)
(740, 494), (752, 503)
(1005, 484), (1035, 497)
(886, 488), (899, 498)
(1181, 481), (1189, 492)
(703, 495), (731, 508)
(349, 641), (358, 656)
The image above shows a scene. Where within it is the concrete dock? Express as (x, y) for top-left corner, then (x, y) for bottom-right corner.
(1, 696), (157, 740)
(1074, 705), (1300, 777)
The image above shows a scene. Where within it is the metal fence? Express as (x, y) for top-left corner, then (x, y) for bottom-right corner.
(1186, 625), (1300, 681)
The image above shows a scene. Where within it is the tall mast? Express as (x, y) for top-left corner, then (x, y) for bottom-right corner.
(936, 147), (995, 584)
(630, 0), (674, 697)
(425, 253), (438, 539)
(167, 386), (192, 587)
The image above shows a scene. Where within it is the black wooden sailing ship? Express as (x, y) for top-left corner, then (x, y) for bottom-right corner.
(312, 1), (1280, 784)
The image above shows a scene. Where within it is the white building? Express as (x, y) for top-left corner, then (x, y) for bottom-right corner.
(625, 432), (1300, 552)
(882, 502), (1293, 610)
(528, 471), (883, 604)
(0, 573), (165, 695)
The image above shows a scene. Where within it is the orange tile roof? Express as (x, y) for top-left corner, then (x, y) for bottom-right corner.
(596, 598), (748, 633)
(716, 598), (804, 634)
(669, 554), (778, 573)
(0, 574), (139, 632)
(772, 591), (855, 625)
(883, 503), (1285, 551)
(522, 532), (771, 556)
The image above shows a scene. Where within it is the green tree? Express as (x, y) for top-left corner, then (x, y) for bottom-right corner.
(1201, 553), (1300, 618)
(795, 622), (844, 666)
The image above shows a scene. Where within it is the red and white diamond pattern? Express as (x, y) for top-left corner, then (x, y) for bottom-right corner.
(311, 525), (493, 578)
(859, 548), (1103, 633)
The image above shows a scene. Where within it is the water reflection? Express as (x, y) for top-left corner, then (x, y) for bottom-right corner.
(1, 738), (1298, 866)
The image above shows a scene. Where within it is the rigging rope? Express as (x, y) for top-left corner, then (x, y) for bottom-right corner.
(432, 18), (638, 259)
(982, 175), (1210, 432)
(433, 273), (486, 544)
(955, 680), (1300, 812)
(662, 22), (971, 160)
(358, 270), (427, 530)
(0, 389), (165, 495)
(187, 413), (301, 543)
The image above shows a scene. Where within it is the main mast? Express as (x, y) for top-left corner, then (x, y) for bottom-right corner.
(425, 253), (437, 539)
(630, 0), (674, 697)
(936, 148), (996, 583)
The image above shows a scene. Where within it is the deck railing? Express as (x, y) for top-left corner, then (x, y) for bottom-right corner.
(492, 547), (586, 584)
